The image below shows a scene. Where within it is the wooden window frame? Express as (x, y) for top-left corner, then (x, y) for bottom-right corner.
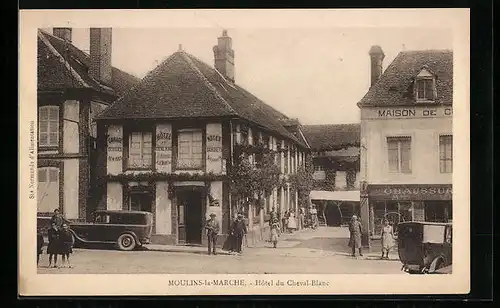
(387, 136), (412, 174)
(38, 105), (60, 149)
(123, 126), (155, 171)
(175, 128), (205, 171)
(439, 135), (453, 173)
(415, 77), (436, 102)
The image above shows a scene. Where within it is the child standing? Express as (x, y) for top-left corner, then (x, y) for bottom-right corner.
(59, 223), (75, 268)
(270, 222), (280, 248)
(47, 222), (60, 268)
(37, 231), (44, 267)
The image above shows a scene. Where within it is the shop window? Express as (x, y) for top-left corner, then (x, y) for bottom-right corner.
(425, 201), (447, 222)
(399, 202), (413, 222)
(37, 167), (60, 213)
(373, 201), (386, 235)
(128, 132), (152, 169)
(439, 135), (453, 173)
(413, 202), (425, 221)
(387, 137), (412, 173)
(177, 129), (203, 170)
(39, 106), (59, 147)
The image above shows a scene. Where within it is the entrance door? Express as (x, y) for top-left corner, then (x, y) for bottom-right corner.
(177, 190), (203, 245)
(129, 192), (153, 213)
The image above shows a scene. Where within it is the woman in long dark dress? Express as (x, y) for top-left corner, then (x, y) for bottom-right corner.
(223, 213), (238, 253)
(47, 222), (60, 268)
(59, 223), (74, 268)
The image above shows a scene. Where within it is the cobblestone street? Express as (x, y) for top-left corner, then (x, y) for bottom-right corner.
(37, 227), (404, 274)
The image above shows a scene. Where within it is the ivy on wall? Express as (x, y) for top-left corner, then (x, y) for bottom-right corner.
(104, 172), (220, 201)
(104, 172), (225, 183)
(229, 144), (281, 215)
(324, 168), (337, 191)
(288, 154), (314, 208)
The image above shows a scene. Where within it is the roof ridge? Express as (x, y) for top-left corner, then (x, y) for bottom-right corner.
(42, 29), (141, 81)
(304, 123), (360, 127)
(38, 30), (89, 88)
(235, 85), (291, 121)
(101, 53), (179, 116)
(401, 49), (453, 54)
(356, 50), (406, 106)
(179, 51), (237, 115)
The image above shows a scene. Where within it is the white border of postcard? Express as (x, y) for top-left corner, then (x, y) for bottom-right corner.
(19, 8), (470, 296)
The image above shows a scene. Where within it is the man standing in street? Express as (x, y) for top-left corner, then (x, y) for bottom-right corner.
(231, 213), (247, 254)
(205, 213), (220, 255)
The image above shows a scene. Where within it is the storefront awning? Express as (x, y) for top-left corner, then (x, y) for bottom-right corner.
(310, 190), (360, 202)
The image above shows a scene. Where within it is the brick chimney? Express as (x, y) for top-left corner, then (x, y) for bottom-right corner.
(369, 45), (385, 87)
(213, 30), (235, 82)
(89, 28), (112, 85)
(53, 28), (72, 42)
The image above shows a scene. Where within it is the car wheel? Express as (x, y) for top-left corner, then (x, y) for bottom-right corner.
(434, 259), (445, 271)
(117, 233), (136, 251)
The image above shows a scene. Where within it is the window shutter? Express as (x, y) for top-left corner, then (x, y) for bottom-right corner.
(38, 106), (59, 146)
(37, 167), (59, 213)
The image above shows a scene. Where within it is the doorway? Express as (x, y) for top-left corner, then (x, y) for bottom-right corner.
(177, 189), (204, 245)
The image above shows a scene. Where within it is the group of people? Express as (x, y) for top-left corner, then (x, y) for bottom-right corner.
(348, 215), (395, 259)
(37, 209), (74, 268)
(206, 212), (248, 255)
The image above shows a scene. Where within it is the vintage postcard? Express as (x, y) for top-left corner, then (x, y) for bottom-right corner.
(18, 9), (470, 296)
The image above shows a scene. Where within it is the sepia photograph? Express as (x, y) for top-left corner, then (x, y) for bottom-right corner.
(19, 9), (470, 296)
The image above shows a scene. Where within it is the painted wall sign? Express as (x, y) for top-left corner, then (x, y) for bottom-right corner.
(368, 184), (452, 201)
(107, 125), (123, 175)
(362, 106), (453, 120)
(206, 123), (223, 173)
(155, 124), (173, 172)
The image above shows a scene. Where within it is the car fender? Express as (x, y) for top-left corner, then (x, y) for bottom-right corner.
(69, 229), (84, 243)
(429, 255), (446, 273)
(118, 231), (140, 244)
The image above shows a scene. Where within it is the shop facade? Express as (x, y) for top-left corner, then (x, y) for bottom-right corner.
(36, 28), (139, 230)
(367, 184), (452, 235)
(358, 47), (453, 246)
(95, 31), (309, 246)
(99, 120), (231, 245)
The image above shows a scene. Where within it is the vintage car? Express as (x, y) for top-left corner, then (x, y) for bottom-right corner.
(398, 221), (452, 274)
(69, 210), (153, 251)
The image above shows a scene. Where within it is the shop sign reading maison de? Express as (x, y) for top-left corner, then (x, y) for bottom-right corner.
(362, 106), (453, 120)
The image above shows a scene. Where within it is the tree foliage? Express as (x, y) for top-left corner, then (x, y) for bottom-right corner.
(229, 144), (281, 214)
(289, 154), (314, 207)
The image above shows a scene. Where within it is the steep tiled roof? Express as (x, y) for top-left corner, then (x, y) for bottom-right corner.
(98, 51), (308, 148)
(358, 50), (453, 107)
(37, 30), (140, 98)
(302, 124), (360, 151)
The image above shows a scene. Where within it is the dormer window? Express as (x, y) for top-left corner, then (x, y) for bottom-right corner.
(415, 67), (436, 102)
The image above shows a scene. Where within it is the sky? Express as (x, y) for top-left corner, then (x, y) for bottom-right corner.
(48, 27), (452, 125)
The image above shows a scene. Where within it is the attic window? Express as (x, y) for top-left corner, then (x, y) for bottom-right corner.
(415, 68), (436, 102)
